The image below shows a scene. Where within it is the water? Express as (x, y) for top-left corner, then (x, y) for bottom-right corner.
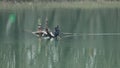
(0, 7), (120, 68)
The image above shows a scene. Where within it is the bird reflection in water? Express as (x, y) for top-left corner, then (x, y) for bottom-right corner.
(45, 38), (59, 68)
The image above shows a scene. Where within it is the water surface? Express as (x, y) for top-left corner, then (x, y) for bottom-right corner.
(0, 8), (120, 68)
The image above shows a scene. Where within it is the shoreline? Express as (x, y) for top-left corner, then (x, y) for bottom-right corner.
(0, 1), (120, 10)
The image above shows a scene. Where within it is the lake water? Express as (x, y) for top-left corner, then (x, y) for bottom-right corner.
(0, 7), (120, 68)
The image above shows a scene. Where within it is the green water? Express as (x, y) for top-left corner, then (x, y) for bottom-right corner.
(0, 8), (120, 68)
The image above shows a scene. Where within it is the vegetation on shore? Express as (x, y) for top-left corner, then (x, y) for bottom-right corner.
(0, 2), (120, 10)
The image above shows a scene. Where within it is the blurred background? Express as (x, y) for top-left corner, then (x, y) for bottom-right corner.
(0, 1), (120, 68)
